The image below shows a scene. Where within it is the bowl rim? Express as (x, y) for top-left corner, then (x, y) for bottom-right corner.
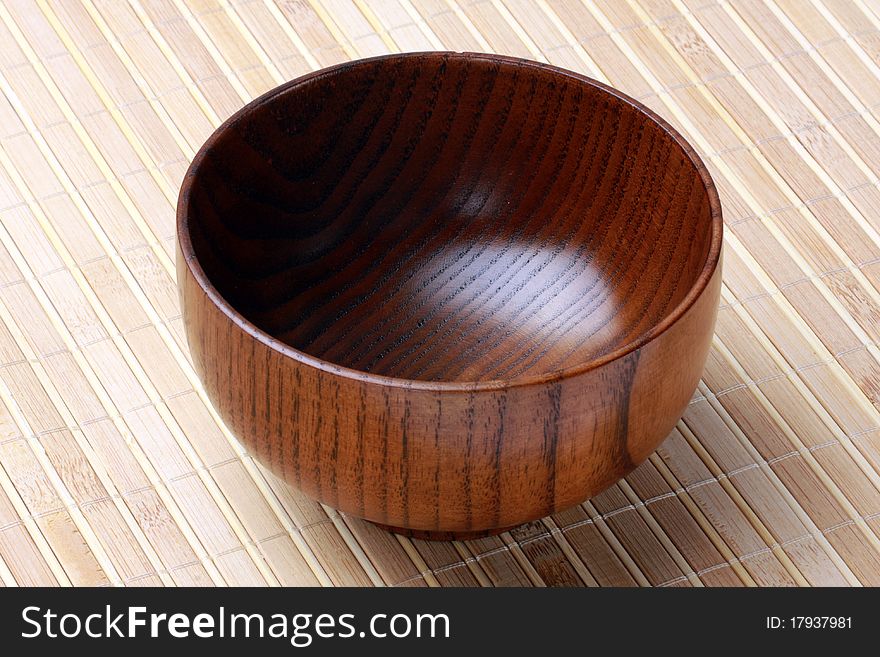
(178, 51), (723, 392)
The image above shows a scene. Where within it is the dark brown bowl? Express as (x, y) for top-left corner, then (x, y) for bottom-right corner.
(177, 52), (722, 540)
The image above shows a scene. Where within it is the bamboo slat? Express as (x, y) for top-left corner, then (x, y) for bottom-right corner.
(0, 0), (878, 586)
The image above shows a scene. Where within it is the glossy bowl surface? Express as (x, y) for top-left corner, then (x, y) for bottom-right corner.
(178, 52), (722, 539)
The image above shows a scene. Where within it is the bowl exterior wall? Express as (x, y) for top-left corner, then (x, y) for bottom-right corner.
(179, 244), (721, 534)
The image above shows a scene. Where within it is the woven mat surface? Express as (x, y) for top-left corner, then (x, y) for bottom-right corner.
(1, 0), (880, 587)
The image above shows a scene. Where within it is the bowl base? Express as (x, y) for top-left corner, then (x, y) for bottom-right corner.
(370, 521), (518, 541)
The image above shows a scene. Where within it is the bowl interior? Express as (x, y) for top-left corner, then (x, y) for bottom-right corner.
(182, 54), (716, 383)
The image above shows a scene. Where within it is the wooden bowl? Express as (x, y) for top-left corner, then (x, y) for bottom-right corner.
(177, 52), (722, 540)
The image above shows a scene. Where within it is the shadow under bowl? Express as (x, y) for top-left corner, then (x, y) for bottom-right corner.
(177, 52), (723, 539)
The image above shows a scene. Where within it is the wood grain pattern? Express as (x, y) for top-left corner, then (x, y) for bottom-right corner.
(177, 52), (722, 538)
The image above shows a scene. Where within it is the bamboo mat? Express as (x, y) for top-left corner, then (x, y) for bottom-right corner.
(0, 0), (879, 588)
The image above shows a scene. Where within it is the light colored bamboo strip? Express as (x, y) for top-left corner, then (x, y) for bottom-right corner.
(720, 283), (880, 480)
(351, 0), (404, 51)
(13, 2), (180, 213)
(415, 540), (491, 587)
(536, 515), (606, 586)
(0, 351), (117, 585)
(815, 0), (880, 78)
(700, 368), (872, 571)
(608, 0), (880, 407)
(656, 429), (795, 585)
(0, 201), (226, 585)
(862, 0), (880, 20)
(163, 0), (262, 98)
(616, 480), (705, 586)
(0, 487), (62, 586)
(675, 420), (808, 585)
(417, 0), (536, 63)
(676, 0), (880, 123)
(719, 234), (880, 500)
(552, 510), (640, 585)
(0, 57), (275, 590)
(646, 454), (757, 585)
(458, 536), (538, 586)
(488, 0), (549, 60)
(667, 0), (880, 274)
(306, 0), (375, 58)
(448, 541), (492, 586)
(109, 0), (226, 127)
(7, 11), (220, 578)
(698, 376), (861, 583)
(299, 523), (373, 585)
(572, 453), (757, 570)
(720, 254), (880, 572)
(565, 476), (757, 585)
(0, 21), (177, 275)
(220, 2), (309, 79)
(0, 293), (174, 585)
(62, 2), (197, 161)
(255, 467), (372, 585)
(436, 0), (493, 50)
(855, 0), (880, 54)
(489, 536), (546, 586)
(412, 540), (485, 586)
(360, 0), (435, 51)
(536, 0), (609, 73)
(450, 0), (538, 59)
(767, 0), (880, 135)
(574, 502), (648, 585)
(48, 0), (338, 586)
(0, 95), (246, 591)
(177, 8), (270, 94)
(320, 509), (385, 586)
(372, 504), (539, 586)
(466, 538), (541, 586)
(589, 486), (697, 585)
(328, 518), (428, 586)
(0, 428), (70, 585)
(501, 0), (599, 73)
(0, 549), (15, 586)
(397, 0), (446, 49)
(253, 0), (322, 71)
(0, 12), (178, 266)
(504, 521), (593, 586)
(644, 416), (768, 585)
(716, 326), (877, 550)
(393, 534), (442, 586)
(590, 492), (686, 586)
(358, 519), (460, 587)
(496, 536), (552, 585)
(593, 460), (749, 585)
(626, 0), (874, 579)
(576, 0), (880, 532)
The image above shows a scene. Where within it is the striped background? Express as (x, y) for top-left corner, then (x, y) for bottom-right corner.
(1, 0), (880, 587)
